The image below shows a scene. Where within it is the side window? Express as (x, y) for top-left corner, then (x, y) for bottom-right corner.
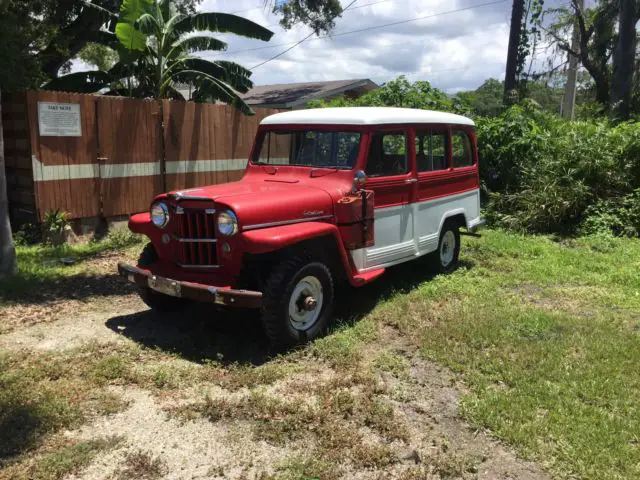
(415, 131), (448, 172)
(366, 133), (408, 177)
(451, 130), (474, 168)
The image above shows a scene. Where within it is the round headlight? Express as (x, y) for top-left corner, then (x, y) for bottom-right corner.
(150, 202), (170, 228)
(217, 210), (238, 236)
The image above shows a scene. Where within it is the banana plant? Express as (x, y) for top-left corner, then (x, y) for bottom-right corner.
(45, 0), (273, 115)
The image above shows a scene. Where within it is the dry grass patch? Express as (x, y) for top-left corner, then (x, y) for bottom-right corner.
(0, 437), (122, 480)
(113, 450), (168, 480)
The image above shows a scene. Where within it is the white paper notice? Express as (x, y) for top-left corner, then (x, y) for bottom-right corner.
(38, 102), (82, 137)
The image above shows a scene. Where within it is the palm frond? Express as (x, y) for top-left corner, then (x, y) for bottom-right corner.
(42, 71), (112, 93)
(169, 35), (227, 56)
(172, 13), (273, 42)
(179, 58), (253, 93)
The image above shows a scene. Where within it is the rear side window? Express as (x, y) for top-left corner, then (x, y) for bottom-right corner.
(452, 130), (474, 168)
(366, 133), (408, 177)
(415, 130), (448, 172)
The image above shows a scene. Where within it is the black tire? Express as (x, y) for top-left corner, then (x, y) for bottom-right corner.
(430, 220), (460, 273)
(137, 243), (187, 312)
(261, 254), (334, 349)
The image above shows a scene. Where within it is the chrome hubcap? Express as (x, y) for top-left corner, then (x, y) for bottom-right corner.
(288, 275), (323, 331)
(440, 230), (456, 267)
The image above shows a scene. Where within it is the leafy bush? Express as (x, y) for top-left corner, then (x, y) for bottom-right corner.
(579, 189), (640, 237)
(478, 102), (640, 235)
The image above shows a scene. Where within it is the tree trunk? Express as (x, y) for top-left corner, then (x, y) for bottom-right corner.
(504, 0), (526, 103)
(610, 0), (637, 120)
(0, 89), (17, 279)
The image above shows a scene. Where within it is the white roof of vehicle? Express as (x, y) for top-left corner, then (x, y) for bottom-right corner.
(260, 107), (475, 127)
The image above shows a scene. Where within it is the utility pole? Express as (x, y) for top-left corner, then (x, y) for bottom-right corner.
(504, 0), (525, 104)
(562, 0), (584, 120)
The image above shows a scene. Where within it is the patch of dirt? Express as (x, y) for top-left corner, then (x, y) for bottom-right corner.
(0, 259), (549, 479)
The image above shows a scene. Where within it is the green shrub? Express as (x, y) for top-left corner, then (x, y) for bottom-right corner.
(579, 189), (640, 237)
(477, 102), (640, 235)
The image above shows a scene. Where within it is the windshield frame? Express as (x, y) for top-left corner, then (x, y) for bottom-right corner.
(251, 126), (364, 170)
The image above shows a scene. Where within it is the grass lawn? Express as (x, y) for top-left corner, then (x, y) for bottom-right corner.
(353, 230), (640, 479)
(1, 229), (639, 479)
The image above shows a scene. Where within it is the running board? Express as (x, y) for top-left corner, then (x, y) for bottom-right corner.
(353, 268), (386, 286)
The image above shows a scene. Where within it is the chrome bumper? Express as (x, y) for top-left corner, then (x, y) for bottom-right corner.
(118, 263), (262, 309)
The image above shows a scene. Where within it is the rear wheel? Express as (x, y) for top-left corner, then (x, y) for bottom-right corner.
(137, 243), (186, 312)
(261, 254), (334, 349)
(431, 221), (460, 273)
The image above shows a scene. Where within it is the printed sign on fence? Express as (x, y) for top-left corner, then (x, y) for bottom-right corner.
(38, 102), (82, 137)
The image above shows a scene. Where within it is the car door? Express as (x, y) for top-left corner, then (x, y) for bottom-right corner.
(356, 129), (418, 271)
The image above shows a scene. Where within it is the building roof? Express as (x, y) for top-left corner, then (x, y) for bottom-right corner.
(260, 107), (475, 127)
(241, 79), (377, 108)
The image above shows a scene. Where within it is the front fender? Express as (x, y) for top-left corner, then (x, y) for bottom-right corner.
(241, 222), (358, 285)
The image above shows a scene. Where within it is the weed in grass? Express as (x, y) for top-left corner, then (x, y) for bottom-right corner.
(114, 450), (168, 480)
(272, 455), (340, 480)
(373, 351), (409, 378)
(88, 356), (131, 385)
(0, 436), (122, 480)
(361, 397), (409, 442)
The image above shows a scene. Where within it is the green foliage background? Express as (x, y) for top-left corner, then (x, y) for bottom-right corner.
(310, 76), (640, 237)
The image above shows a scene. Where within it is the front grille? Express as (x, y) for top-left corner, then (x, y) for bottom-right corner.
(175, 207), (218, 268)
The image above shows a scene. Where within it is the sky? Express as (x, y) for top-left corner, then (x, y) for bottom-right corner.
(199, 0), (521, 93)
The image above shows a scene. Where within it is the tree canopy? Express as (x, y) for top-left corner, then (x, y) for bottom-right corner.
(44, 0), (274, 114)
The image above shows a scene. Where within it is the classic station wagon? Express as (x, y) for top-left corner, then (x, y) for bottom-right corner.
(118, 107), (484, 346)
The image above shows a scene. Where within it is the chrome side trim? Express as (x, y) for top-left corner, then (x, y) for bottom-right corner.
(177, 237), (217, 243)
(177, 263), (221, 269)
(242, 215), (334, 231)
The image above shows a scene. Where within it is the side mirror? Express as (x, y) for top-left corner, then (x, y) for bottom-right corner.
(352, 170), (367, 192)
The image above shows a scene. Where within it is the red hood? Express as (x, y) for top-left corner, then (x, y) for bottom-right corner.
(164, 170), (354, 229)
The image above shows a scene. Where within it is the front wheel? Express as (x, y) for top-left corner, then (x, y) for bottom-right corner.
(136, 243), (187, 313)
(261, 255), (334, 348)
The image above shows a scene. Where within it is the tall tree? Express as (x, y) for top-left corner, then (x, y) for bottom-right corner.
(610, 0), (638, 120)
(271, 0), (343, 34)
(46, 0), (273, 113)
(543, 0), (618, 105)
(0, 0), (16, 279)
(504, 0), (526, 103)
(0, 0), (201, 91)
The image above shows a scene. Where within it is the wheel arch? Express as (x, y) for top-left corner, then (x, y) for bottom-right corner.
(240, 224), (356, 289)
(437, 209), (467, 236)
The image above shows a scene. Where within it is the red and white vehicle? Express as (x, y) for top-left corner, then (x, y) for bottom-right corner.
(119, 107), (484, 346)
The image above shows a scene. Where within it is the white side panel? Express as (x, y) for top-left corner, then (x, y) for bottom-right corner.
(350, 203), (416, 271)
(416, 189), (481, 255)
(350, 189), (481, 273)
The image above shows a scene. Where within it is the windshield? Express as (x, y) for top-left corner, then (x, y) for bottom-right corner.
(254, 130), (361, 169)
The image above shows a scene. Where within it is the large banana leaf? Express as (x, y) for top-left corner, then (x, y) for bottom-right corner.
(119, 0), (154, 24)
(169, 36), (228, 56)
(42, 71), (112, 93)
(172, 13), (273, 41)
(116, 0), (155, 51)
(179, 58), (253, 93)
(174, 71), (254, 115)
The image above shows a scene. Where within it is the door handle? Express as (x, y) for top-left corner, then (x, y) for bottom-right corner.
(405, 178), (417, 184)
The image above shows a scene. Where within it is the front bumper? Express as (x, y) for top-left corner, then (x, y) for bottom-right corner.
(118, 263), (262, 309)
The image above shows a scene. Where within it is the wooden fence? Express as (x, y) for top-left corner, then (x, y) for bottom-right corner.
(1, 91), (281, 224)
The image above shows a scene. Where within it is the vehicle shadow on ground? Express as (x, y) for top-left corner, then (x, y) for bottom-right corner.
(105, 258), (475, 366)
(1, 273), (138, 306)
